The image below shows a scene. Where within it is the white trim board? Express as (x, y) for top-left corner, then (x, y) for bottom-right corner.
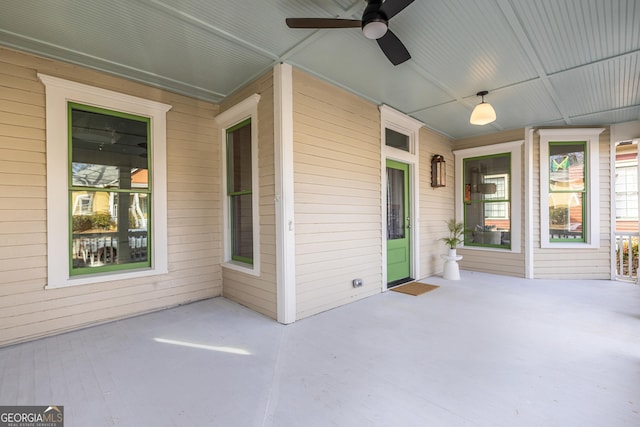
(274, 63), (296, 324)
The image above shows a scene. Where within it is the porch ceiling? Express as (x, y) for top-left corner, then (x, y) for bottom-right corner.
(1, 0), (638, 139)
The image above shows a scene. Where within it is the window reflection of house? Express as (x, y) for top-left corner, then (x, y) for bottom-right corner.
(615, 142), (638, 233)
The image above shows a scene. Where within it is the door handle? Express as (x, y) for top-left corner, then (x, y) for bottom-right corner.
(406, 217), (411, 229)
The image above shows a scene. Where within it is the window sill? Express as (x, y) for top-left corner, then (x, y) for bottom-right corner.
(462, 245), (521, 254)
(45, 266), (168, 289)
(222, 261), (260, 277)
(541, 242), (599, 249)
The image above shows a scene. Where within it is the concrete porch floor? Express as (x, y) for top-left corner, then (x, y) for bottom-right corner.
(1, 271), (639, 426)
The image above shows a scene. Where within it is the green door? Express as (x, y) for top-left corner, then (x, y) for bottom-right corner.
(386, 160), (411, 285)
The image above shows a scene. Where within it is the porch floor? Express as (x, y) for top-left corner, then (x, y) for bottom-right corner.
(1, 271), (639, 426)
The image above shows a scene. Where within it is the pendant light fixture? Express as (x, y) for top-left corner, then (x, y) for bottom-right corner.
(470, 90), (496, 125)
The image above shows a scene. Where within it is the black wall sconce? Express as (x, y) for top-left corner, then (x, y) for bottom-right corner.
(431, 154), (446, 187)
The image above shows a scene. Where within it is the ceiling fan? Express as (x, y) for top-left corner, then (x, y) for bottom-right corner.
(285, 0), (414, 66)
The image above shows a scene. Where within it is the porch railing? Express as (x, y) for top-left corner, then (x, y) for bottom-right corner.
(615, 232), (639, 282)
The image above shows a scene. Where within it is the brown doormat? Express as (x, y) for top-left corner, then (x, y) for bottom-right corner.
(390, 282), (440, 296)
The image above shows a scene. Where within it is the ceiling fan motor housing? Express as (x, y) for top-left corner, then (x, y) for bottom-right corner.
(285, 0), (413, 65)
(362, 0), (388, 39)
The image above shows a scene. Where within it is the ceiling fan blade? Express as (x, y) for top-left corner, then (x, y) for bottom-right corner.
(377, 29), (411, 65)
(379, 0), (415, 20)
(286, 18), (361, 29)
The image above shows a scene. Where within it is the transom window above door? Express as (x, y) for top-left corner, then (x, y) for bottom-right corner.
(385, 128), (410, 152)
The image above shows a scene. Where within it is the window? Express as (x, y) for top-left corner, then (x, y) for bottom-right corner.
(539, 128), (604, 248)
(454, 140), (523, 253)
(547, 142), (586, 241)
(227, 119), (253, 264)
(463, 154), (511, 248)
(215, 94), (260, 275)
(615, 161), (638, 220)
(70, 104), (151, 274)
(39, 74), (171, 288)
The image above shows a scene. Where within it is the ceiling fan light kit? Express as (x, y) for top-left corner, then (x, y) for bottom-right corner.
(470, 90), (497, 125)
(286, 0), (414, 65)
(362, 20), (388, 39)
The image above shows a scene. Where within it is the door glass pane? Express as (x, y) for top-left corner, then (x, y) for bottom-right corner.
(387, 168), (405, 240)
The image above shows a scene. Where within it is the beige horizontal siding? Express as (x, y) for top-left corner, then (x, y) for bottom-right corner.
(457, 251), (524, 276)
(453, 128), (525, 151)
(217, 70), (278, 320)
(0, 46), (222, 347)
(417, 127), (455, 279)
(292, 69), (382, 319)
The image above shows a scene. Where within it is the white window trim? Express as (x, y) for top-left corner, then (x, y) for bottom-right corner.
(538, 128), (604, 249)
(380, 104), (423, 289)
(215, 94), (261, 276)
(38, 74), (171, 289)
(453, 140), (523, 253)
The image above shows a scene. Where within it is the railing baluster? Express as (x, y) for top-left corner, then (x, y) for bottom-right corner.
(615, 232), (639, 282)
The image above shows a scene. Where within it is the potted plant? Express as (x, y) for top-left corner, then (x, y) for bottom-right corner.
(441, 219), (464, 256)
